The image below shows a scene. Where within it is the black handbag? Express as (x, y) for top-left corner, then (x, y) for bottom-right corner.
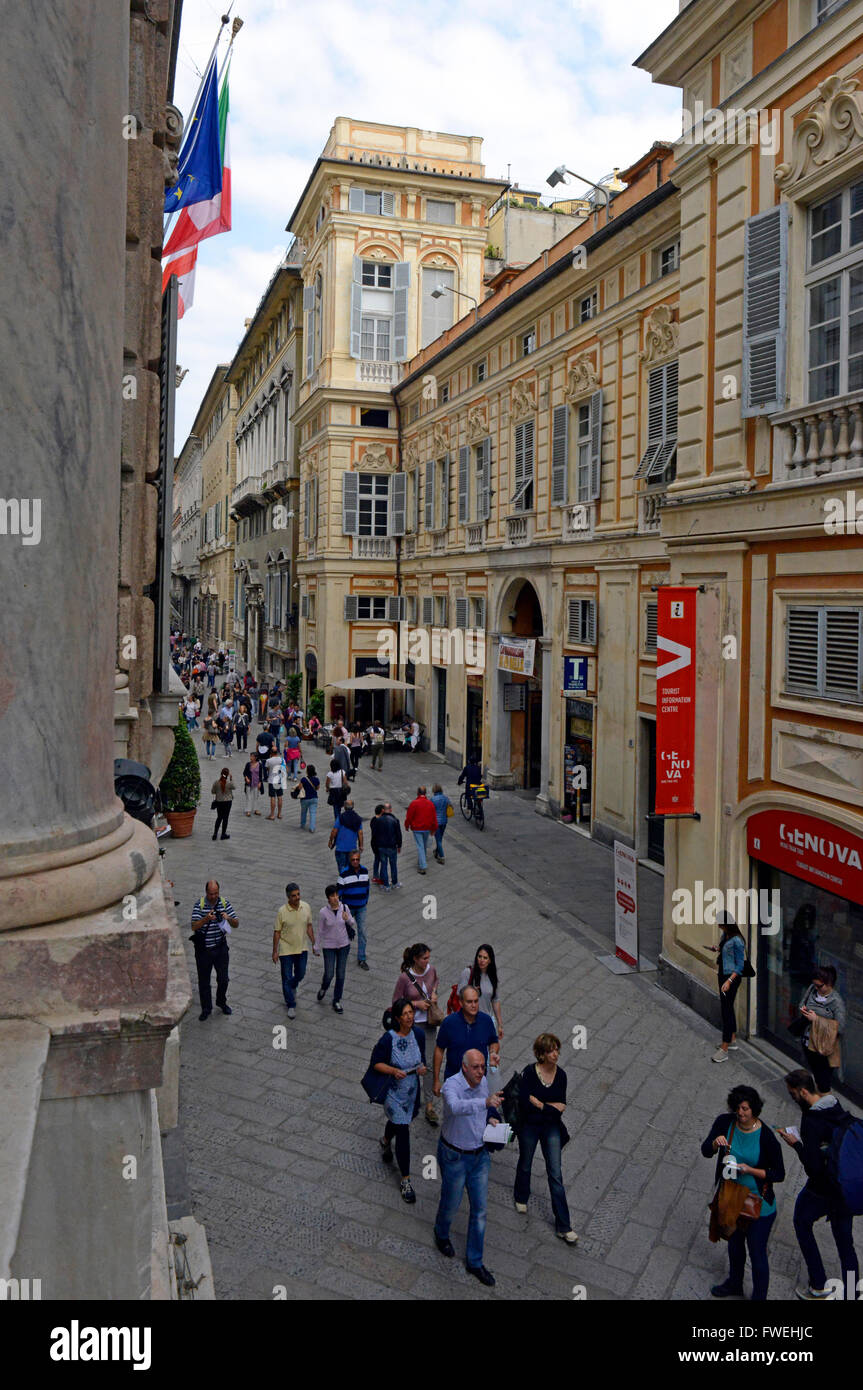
(742, 958), (756, 979)
(788, 1014), (808, 1038)
(210, 799), (218, 810)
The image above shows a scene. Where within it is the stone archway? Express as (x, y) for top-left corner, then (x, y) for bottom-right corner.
(488, 577), (549, 803)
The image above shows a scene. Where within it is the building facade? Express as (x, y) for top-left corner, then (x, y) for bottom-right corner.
(195, 367), (236, 653)
(228, 251), (304, 682)
(637, 0), (863, 1097)
(291, 118), (507, 725)
(171, 432), (202, 635)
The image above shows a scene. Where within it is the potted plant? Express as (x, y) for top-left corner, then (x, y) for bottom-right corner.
(308, 688), (325, 721)
(285, 672), (303, 706)
(159, 713), (201, 838)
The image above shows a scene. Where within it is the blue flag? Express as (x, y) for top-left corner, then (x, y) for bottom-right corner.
(164, 54), (223, 214)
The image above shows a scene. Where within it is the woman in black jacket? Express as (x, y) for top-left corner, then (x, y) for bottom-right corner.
(701, 1085), (785, 1301)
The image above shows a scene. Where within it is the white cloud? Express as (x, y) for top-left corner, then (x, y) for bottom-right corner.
(172, 0), (681, 445)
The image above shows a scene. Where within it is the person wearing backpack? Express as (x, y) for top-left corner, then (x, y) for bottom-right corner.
(779, 1068), (860, 1301)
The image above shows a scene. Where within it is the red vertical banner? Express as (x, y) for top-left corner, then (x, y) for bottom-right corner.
(655, 586), (697, 815)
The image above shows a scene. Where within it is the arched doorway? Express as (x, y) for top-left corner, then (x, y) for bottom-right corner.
(490, 579), (545, 792)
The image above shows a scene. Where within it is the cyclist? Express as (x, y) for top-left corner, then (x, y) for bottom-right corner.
(458, 753), (483, 810)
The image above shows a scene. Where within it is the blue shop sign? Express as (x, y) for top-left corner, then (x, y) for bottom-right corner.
(563, 657), (588, 694)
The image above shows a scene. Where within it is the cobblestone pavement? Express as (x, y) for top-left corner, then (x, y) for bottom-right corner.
(163, 736), (831, 1302)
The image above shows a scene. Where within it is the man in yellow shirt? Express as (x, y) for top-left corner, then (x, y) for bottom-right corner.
(272, 881), (316, 1018)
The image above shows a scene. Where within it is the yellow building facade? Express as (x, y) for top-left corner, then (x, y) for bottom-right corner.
(195, 366), (237, 652)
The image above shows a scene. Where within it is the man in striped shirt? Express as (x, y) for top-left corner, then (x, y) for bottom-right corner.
(190, 880), (239, 1021)
(338, 850), (370, 970)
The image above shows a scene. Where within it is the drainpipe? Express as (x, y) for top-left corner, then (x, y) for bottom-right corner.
(394, 386), (403, 689)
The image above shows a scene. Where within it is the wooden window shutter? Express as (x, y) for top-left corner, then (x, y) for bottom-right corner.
(479, 438), (491, 520)
(422, 595), (433, 625)
(455, 597), (468, 629)
(824, 608), (862, 699)
(440, 453), (450, 529)
(588, 388), (603, 501)
(348, 187), (364, 213)
(458, 445), (469, 523)
(381, 191), (396, 216)
(742, 203), (788, 417)
(551, 404), (568, 506)
(424, 458), (435, 529)
(785, 606), (820, 692)
(389, 472), (407, 536)
(342, 471), (359, 534)
(393, 262), (410, 362)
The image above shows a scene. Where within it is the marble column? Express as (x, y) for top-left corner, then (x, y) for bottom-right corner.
(0, 1), (188, 1297)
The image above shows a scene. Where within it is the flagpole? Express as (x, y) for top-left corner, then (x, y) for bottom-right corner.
(163, 17), (229, 235)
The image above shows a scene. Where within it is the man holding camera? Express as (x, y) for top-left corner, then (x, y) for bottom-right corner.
(190, 880), (239, 1021)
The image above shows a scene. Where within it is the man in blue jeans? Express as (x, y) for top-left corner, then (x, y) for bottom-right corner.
(375, 801), (403, 889)
(433, 1049), (503, 1287)
(328, 799), (363, 873)
(780, 1068), (860, 1300)
(338, 850), (371, 970)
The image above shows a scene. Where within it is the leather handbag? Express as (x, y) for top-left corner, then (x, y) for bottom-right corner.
(707, 1123), (762, 1241)
(446, 983), (461, 1015)
(809, 1014), (840, 1065)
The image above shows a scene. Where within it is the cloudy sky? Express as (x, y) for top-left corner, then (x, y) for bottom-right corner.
(171, 0), (682, 447)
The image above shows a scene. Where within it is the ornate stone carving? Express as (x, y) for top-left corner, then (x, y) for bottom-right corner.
(366, 247), (388, 260)
(511, 377), (536, 423)
(564, 353), (599, 403)
(404, 438), (419, 469)
(360, 442), (391, 470)
(433, 421), (449, 455)
(467, 405), (488, 443)
(162, 102), (183, 187)
(775, 75), (863, 188)
(724, 38), (750, 96)
(426, 254), (452, 268)
(639, 304), (678, 364)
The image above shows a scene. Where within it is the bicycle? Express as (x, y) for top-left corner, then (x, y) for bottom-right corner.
(459, 783), (488, 831)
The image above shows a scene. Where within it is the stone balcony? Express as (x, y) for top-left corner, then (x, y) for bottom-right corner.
(638, 490), (663, 534)
(561, 502), (595, 541)
(505, 513), (533, 546)
(231, 474), (262, 516)
(430, 529), (448, 555)
(770, 391), (863, 484)
(402, 534), (417, 559)
(465, 522), (487, 551)
(357, 361), (397, 385)
(355, 536), (395, 560)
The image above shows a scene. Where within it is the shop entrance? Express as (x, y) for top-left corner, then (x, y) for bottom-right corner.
(563, 699), (593, 828)
(354, 657), (389, 726)
(466, 681), (483, 762)
(434, 666), (447, 754)
(645, 719), (665, 865)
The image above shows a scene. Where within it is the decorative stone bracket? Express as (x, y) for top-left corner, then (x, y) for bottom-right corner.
(639, 304), (678, 365)
(360, 442), (391, 470)
(467, 405), (488, 442)
(775, 75), (863, 189)
(564, 353), (600, 403)
(511, 377), (536, 422)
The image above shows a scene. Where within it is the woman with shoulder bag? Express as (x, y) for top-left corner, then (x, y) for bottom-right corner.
(709, 912), (750, 1063)
(315, 884), (355, 1013)
(392, 943), (441, 1126)
(325, 759), (347, 823)
(701, 1084), (785, 1300)
(365, 998), (426, 1204)
(796, 964), (846, 1092)
(293, 763), (320, 833)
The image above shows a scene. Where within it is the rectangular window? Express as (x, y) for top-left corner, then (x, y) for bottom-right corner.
(567, 597), (597, 646)
(358, 596), (388, 620)
(656, 240), (680, 278)
(785, 605), (863, 702)
(360, 407), (390, 427)
(357, 472), (390, 537)
(360, 316), (391, 362)
(435, 595), (448, 627)
(427, 199), (456, 224)
(440, 383), (450, 404)
(361, 261), (392, 288)
(645, 600), (658, 655)
(576, 402), (591, 498)
(472, 596), (485, 629)
(522, 329), (536, 356)
(410, 403), (420, 423)
(806, 179), (863, 401)
(816, 0), (844, 20)
(349, 188), (396, 216)
(513, 420), (534, 511)
(579, 289), (597, 323)
(422, 267), (454, 349)
(474, 360), (487, 384)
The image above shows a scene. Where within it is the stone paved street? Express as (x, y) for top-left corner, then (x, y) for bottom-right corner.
(162, 735), (839, 1301)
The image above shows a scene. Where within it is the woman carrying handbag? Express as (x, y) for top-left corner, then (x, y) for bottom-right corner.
(392, 942), (441, 1126)
(701, 1084), (785, 1300)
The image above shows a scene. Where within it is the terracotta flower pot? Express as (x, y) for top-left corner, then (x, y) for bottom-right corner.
(166, 809), (197, 839)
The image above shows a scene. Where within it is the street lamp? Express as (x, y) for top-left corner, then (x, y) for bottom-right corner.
(431, 282), (479, 323)
(546, 165), (613, 222)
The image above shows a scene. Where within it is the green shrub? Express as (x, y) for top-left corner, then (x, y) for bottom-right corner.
(159, 714), (201, 812)
(285, 672), (303, 704)
(308, 687), (325, 720)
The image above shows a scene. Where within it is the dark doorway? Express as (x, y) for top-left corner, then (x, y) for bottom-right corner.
(527, 690), (542, 788)
(466, 683), (483, 762)
(355, 657), (389, 726)
(435, 667), (447, 754)
(646, 719), (665, 865)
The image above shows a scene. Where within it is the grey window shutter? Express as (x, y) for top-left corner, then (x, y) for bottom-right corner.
(588, 388), (603, 501)
(636, 365), (676, 479)
(424, 459), (435, 529)
(344, 595), (359, 621)
(742, 203), (788, 417)
(389, 472), (407, 535)
(824, 608), (862, 699)
(551, 404), (568, 506)
(480, 438), (491, 520)
(342, 472), (359, 534)
(349, 187), (364, 213)
(645, 600), (658, 653)
(310, 477), (318, 538)
(586, 599), (597, 645)
(411, 468), (419, 531)
(386, 595), (401, 622)
(300, 593), (309, 619)
(350, 256), (363, 360)
(440, 454), (450, 529)
(786, 606), (819, 692)
(393, 262), (410, 361)
(382, 191), (396, 216)
(458, 445), (469, 523)
(303, 480), (310, 540)
(303, 285), (315, 312)
(422, 595), (433, 625)
(305, 306), (315, 377)
(455, 597), (468, 629)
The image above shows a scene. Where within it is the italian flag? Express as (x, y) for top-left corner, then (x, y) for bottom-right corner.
(162, 62), (231, 313)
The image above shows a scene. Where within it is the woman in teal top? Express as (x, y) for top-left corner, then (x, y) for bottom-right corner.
(701, 1085), (785, 1300)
